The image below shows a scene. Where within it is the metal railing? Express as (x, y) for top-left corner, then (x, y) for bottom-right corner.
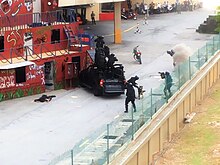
(0, 9), (76, 32)
(0, 39), (70, 64)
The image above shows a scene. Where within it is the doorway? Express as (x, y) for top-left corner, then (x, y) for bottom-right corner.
(44, 61), (55, 90)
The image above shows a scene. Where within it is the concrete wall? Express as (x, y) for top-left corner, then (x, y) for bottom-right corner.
(110, 50), (220, 165)
(86, 3), (101, 21)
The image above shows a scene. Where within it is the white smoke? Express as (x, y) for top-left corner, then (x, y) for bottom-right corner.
(171, 43), (193, 67)
(168, 43), (198, 85)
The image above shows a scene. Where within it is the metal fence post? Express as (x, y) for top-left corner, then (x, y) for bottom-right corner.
(213, 37), (215, 54)
(219, 33), (220, 49)
(198, 49), (200, 69)
(131, 107), (134, 140)
(150, 88), (153, 119)
(178, 65), (181, 90)
(206, 43), (208, 62)
(71, 149), (73, 165)
(165, 93), (168, 103)
(107, 124), (110, 164)
(140, 97), (145, 127)
(189, 56), (191, 80)
(142, 96), (144, 114)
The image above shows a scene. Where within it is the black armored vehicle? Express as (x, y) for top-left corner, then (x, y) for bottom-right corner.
(79, 36), (126, 96)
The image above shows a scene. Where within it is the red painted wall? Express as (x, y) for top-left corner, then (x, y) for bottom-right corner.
(99, 12), (114, 21)
(0, 50), (91, 101)
(41, 0), (58, 13)
(0, 64), (44, 90)
(0, 0), (93, 101)
(2, 23), (84, 60)
(0, 0), (33, 17)
(0, 63), (45, 100)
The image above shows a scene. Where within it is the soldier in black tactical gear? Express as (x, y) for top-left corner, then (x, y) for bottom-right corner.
(95, 48), (106, 68)
(124, 76), (139, 113)
(104, 45), (110, 57)
(34, 95), (56, 102)
(94, 36), (105, 48)
(124, 82), (136, 113)
(107, 53), (118, 67)
(94, 36), (107, 68)
(127, 75), (139, 88)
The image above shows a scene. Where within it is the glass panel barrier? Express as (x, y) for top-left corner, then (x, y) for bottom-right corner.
(49, 35), (220, 165)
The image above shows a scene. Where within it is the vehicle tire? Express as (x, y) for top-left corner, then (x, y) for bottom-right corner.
(139, 58), (142, 64)
(133, 54), (137, 61)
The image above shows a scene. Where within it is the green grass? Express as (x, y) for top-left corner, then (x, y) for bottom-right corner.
(174, 87), (220, 165)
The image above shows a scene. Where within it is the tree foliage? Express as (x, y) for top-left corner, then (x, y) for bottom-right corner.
(216, 6), (220, 32)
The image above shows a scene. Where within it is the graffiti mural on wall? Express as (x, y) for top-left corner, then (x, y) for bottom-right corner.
(0, 64), (45, 101)
(26, 64), (45, 85)
(34, 35), (47, 45)
(11, 2), (22, 17)
(0, 0), (12, 14)
(24, 0), (32, 12)
(6, 29), (24, 56)
(0, 75), (15, 88)
(0, 0), (32, 17)
(0, 64), (44, 89)
(0, 70), (15, 89)
(7, 29), (22, 46)
(34, 26), (53, 46)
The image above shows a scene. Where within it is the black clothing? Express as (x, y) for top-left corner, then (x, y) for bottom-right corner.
(127, 76), (139, 88)
(95, 48), (106, 68)
(167, 49), (175, 56)
(125, 97), (136, 112)
(125, 83), (136, 112)
(34, 95), (56, 102)
(107, 53), (118, 67)
(94, 36), (105, 48)
(104, 45), (110, 56)
(126, 83), (136, 99)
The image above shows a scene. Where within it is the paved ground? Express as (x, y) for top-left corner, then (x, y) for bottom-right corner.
(0, 8), (217, 165)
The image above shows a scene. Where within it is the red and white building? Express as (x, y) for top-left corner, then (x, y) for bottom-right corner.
(0, 0), (94, 101)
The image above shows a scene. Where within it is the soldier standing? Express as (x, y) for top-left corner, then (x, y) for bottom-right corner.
(124, 82), (137, 113)
(91, 11), (96, 25)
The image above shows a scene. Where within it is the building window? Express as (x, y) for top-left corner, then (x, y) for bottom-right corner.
(101, 3), (114, 12)
(51, 29), (60, 44)
(15, 67), (26, 83)
(0, 36), (4, 52)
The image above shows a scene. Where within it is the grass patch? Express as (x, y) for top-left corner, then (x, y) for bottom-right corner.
(164, 83), (220, 165)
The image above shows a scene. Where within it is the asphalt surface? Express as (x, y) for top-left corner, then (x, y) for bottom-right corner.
(0, 8), (217, 165)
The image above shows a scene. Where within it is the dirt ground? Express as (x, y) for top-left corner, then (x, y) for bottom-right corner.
(153, 81), (220, 165)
